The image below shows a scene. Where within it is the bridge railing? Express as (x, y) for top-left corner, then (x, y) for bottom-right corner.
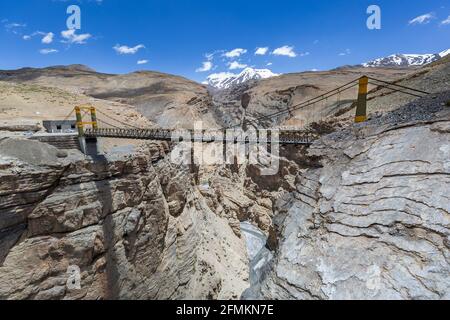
(85, 127), (316, 145)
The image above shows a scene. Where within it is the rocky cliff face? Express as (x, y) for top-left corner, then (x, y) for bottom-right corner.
(1, 90), (449, 300)
(0, 139), (249, 300)
(250, 92), (450, 299)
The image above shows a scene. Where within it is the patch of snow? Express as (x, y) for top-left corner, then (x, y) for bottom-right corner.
(240, 221), (274, 298)
(206, 67), (279, 89)
(439, 49), (450, 58)
(240, 221), (267, 260)
(362, 49), (449, 68)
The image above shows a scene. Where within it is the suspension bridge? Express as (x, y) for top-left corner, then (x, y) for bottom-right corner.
(52, 76), (429, 154)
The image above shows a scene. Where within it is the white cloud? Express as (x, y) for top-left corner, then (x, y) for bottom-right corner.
(223, 48), (247, 58)
(41, 32), (54, 44)
(61, 29), (92, 44)
(228, 61), (248, 70)
(255, 47), (269, 55)
(4, 22), (26, 35)
(39, 49), (58, 55)
(113, 44), (145, 54)
(203, 50), (224, 62)
(137, 60), (149, 65)
(5, 22), (26, 29)
(441, 15), (450, 25)
(267, 62), (273, 66)
(196, 61), (213, 72)
(339, 49), (351, 56)
(22, 31), (55, 43)
(408, 13), (435, 25)
(272, 45), (297, 58)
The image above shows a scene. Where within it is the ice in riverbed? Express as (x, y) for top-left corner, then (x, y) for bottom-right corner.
(240, 222), (273, 299)
(240, 222), (267, 260)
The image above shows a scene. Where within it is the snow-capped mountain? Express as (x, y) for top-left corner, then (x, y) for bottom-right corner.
(205, 67), (279, 89)
(363, 49), (450, 68)
(438, 49), (450, 58)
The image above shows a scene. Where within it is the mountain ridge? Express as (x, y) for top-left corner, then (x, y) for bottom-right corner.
(362, 49), (450, 68)
(205, 67), (279, 90)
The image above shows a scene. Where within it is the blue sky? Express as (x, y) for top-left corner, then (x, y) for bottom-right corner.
(0, 0), (449, 82)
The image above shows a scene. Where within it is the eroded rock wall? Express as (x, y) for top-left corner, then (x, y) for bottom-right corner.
(0, 140), (249, 300)
(254, 114), (450, 299)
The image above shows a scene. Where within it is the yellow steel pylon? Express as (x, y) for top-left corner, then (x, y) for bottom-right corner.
(355, 76), (369, 123)
(74, 104), (98, 137)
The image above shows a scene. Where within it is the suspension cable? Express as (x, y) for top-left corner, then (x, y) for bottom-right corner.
(259, 80), (357, 121)
(85, 76), (429, 135)
(67, 105), (145, 131)
(228, 78), (359, 129)
(95, 118), (122, 129)
(367, 77), (430, 95)
(62, 108), (75, 122)
(95, 108), (144, 129)
(368, 85), (424, 99)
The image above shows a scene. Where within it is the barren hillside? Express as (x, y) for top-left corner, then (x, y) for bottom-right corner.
(214, 60), (450, 129)
(0, 65), (217, 129)
(3, 61), (448, 133)
(212, 67), (412, 127)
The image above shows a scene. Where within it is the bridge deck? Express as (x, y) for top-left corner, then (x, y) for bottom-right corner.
(84, 128), (315, 145)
